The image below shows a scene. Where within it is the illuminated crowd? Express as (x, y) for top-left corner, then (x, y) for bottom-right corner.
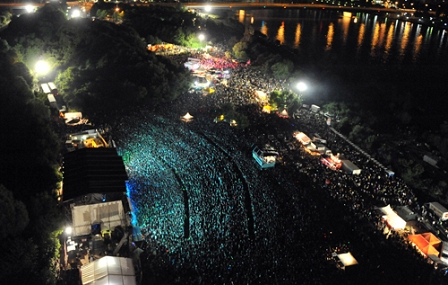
(110, 52), (444, 284)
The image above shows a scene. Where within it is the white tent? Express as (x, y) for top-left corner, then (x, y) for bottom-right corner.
(337, 252), (358, 268)
(81, 256), (136, 285)
(378, 204), (406, 230)
(181, 113), (193, 122)
(278, 109), (289, 118)
(294, 132), (311, 145)
(184, 61), (200, 71)
(255, 90), (267, 102)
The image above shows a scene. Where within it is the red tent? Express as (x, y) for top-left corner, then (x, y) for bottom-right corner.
(408, 232), (441, 257)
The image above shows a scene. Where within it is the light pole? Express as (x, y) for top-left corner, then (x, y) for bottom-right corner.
(35, 60), (50, 77)
(296, 81), (307, 101)
(25, 4), (35, 13)
(70, 8), (81, 19)
(198, 33), (206, 50)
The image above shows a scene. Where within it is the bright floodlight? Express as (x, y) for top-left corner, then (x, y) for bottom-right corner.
(25, 4), (34, 13)
(35, 60), (50, 75)
(198, 34), (205, 41)
(204, 5), (211, 12)
(71, 9), (81, 18)
(65, 226), (72, 235)
(297, 82), (307, 92)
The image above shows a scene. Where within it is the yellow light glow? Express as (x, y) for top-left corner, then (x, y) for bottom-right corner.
(238, 10), (245, 23)
(326, 23), (334, 50)
(294, 23), (301, 47)
(276, 22), (285, 45)
(260, 21), (268, 37)
(357, 23), (365, 50)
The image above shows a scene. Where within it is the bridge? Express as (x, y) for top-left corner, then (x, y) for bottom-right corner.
(0, 1), (416, 15)
(184, 2), (415, 14)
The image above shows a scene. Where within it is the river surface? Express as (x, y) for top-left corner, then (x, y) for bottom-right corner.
(236, 9), (448, 66)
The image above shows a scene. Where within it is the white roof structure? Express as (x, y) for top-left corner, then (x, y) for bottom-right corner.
(41, 83), (52, 94)
(81, 256), (136, 285)
(181, 113), (193, 122)
(71, 201), (126, 237)
(184, 61), (200, 71)
(64, 112), (83, 124)
(48, 82), (57, 90)
(294, 132), (311, 145)
(337, 252), (358, 267)
(279, 109), (289, 118)
(255, 90), (267, 102)
(378, 204), (406, 230)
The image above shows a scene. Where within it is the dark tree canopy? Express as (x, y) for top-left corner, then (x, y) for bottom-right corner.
(0, 42), (63, 285)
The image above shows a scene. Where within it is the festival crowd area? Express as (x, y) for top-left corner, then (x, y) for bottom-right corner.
(109, 50), (447, 284)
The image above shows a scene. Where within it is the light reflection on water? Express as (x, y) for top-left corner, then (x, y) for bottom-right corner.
(326, 22), (333, 50)
(237, 9), (448, 65)
(294, 23), (301, 47)
(276, 21), (285, 44)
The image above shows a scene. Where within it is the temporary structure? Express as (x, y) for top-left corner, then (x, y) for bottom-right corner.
(294, 132), (311, 145)
(71, 201), (126, 237)
(377, 204), (406, 230)
(408, 232), (441, 257)
(255, 90), (267, 102)
(337, 252), (358, 269)
(181, 113), (193, 122)
(80, 256), (136, 285)
(278, 109), (289, 118)
(341, 160), (361, 175)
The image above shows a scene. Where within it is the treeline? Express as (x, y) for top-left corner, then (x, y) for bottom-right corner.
(1, 4), (197, 120)
(0, 41), (64, 285)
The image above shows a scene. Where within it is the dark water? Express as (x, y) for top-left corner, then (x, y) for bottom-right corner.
(237, 9), (448, 66)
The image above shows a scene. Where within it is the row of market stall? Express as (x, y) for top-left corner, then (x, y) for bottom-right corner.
(377, 204), (448, 267)
(293, 131), (362, 175)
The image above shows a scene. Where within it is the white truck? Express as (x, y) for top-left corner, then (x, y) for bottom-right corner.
(47, 94), (59, 110)
(427, 202), (448, 221)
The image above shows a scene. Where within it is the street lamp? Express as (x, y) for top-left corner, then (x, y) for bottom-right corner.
(25, 4), (35, 13)
(198, 33), (206, 49)
(71, 8), (81, 18)
(297, 82), (307, 93)
(296, 81), (307, 100)
(204, 5), (211, 12)
(35, 60), (50, 76)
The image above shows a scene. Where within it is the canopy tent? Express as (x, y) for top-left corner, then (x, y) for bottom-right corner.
(181, 113), (193, 122)
(294, 132), (311, 145)
(184, 61), (200, 71)
(378, 205), (406, 230)
(278, 109), (289, 118)
(255, 90), (267, 102)
(63, 112), (88, 126)
(262, 105), (272, 113)
(337, 252), (358, 268)
(81, 256), (136, 285)
(408, 232), (441, 257)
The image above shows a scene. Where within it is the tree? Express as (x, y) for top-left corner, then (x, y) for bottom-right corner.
(233, 41), (249, 60)
(271, 59), (293, 80)
(269, 90), (298, 112)
(0, 185), (29, 240)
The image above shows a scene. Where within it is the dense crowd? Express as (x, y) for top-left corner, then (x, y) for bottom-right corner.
(110, 51), (446, 284)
